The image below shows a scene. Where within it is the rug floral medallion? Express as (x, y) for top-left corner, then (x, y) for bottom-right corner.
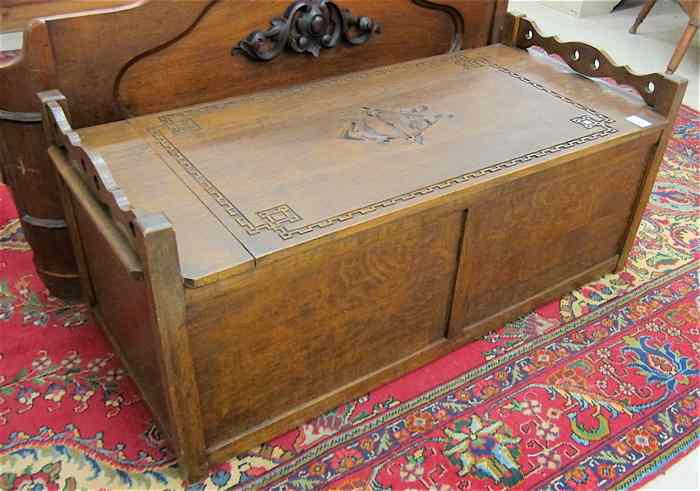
(0, 106), (697, 491)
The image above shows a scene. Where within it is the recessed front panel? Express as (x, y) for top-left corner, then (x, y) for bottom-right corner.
(450, 135), (658, 330)
(188, 204), (463, 447)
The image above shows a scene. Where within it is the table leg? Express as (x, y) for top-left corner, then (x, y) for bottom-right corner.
(629, 0), (659, 33)
(666, 21), (699, 73)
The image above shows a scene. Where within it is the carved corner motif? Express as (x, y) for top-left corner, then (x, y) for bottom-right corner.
(343, 105), (454, 145)
(570, 115), (609, 130)
(257, 204), (303, 227)
(234, 0), (381, 62)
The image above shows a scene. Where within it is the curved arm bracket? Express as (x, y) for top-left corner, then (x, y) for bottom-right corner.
(505, 14), (684, 116)
(38, 90), (144, 253)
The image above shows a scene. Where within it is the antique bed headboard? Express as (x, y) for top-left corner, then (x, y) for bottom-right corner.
(0, 0), (509, 298)
(2, 0), (508, 125)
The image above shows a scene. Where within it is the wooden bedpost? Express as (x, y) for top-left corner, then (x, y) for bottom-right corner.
(500, 12), (688, 273)
(40, 90), (209, 482)
(0, 22), (82, 299)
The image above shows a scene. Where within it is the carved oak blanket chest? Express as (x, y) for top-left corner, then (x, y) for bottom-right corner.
(39, 12), (685, 482)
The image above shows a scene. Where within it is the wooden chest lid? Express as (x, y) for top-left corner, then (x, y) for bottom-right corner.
(77, 44), (668, 287)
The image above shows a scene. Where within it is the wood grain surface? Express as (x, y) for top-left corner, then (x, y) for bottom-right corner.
(37, 7), (687, 482)
(78, 44), (669, 286)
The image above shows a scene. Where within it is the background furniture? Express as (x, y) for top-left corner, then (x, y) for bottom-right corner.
(540, 0), (620, 18)
(630, 0), (699, 73)
(38, 1), (685, 480)
(0, 0), (135, 298)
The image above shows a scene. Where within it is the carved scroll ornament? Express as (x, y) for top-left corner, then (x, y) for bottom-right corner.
(234, 0), (381, 61)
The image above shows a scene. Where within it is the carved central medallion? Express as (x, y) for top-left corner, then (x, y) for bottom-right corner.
(343, 105), (454, 144)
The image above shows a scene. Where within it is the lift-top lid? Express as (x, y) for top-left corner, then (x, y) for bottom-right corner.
(77, 44), (668, 287)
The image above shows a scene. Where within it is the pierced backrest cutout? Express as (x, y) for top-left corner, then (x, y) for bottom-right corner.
(505, 15), (682, 116)
(39, 90), (143, 249)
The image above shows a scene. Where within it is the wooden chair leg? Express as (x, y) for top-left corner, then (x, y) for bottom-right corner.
(666, 21), (699, 73)
(630, 0), (659, 33)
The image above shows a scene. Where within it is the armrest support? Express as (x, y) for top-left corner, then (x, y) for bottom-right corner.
(39, 89), (207, 481)
(502, 13), (687, 117)
(38, 89), (142, 250)
(50, 147), (143, 281)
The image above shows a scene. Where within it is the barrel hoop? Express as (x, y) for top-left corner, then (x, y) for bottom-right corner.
(0, 109), (42, 123)
(21, 214), (68, 229)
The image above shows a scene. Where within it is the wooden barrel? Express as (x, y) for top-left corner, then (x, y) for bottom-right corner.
(0, 119), (82, 300)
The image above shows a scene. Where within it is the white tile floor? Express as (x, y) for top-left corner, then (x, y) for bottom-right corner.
(0, 31), (21, 51)
(1, 3), (698, 489)
(504, 3), (699, 488)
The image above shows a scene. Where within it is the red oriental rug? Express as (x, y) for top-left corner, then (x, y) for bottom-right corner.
(0, 105), (698, 490)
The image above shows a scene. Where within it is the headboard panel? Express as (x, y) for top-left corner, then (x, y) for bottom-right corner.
(116, 0), (504, 116)
(4, 0), (507, 125)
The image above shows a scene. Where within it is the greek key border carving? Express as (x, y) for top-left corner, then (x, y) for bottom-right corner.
(146, 54), (617, 241)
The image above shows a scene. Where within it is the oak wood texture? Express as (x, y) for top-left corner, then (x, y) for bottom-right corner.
(42, 19), (685, 479)
(503, 14), (687, 274)
(449, 132), (657, 332)
(0, 0), (505, 299)
(617, 73), (687, 272)
(76, 44), (670, 286)
(190, 204), (463, 445)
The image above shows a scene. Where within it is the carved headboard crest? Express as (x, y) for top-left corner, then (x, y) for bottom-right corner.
(234, 0), (381, 61)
